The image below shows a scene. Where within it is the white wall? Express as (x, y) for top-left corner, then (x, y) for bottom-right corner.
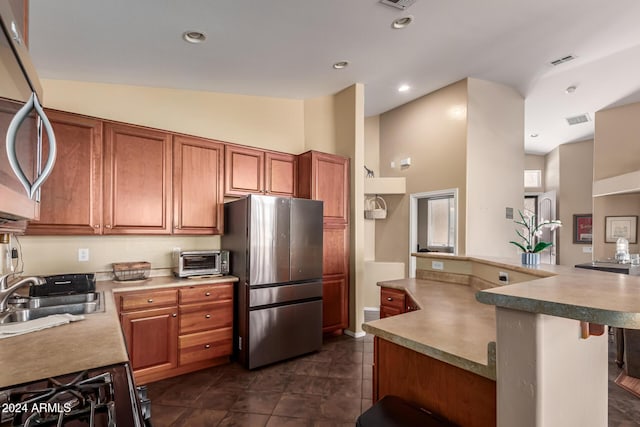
(466, 78), (524, 258)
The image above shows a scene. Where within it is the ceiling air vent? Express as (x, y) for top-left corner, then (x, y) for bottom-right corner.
(380, 0), (417, 10)
(566, 113), (590, 126)
(550, 55), (576, 66)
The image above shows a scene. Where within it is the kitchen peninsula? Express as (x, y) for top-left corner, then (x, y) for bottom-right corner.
(363, 253), (640, 427)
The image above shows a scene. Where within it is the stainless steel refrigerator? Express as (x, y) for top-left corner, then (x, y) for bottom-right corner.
(223, 195), (323, 369)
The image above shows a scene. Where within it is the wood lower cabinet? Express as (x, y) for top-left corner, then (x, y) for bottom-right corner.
(120, 306), (178, 380)
(119, 289), (179, 383)
(322, 223), (349, 332)
(380, 287), (405, 319)
(380, 286), (420, 318)
(173, 135), (224, 234)
(27, 110), (103, 235)
(103, 123), (172, 234)
(117, 282), (234, 385)
(374, 337), (496, 427)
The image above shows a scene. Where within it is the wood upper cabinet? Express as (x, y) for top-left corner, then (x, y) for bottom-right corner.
(265, 151), (297, 196)
(173, 135), (224, 234)
(27, 110), (103, 235)
(224, 145), (264, 196)
(103, 123), (172, 234)
(298, 150), (350, 223)
(225, 145), (297, 197)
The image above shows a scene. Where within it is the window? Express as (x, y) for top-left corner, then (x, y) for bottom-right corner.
(417, 194), (455, 253)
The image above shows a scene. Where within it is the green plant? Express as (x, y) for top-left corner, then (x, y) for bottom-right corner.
(510, 210), (562, 253)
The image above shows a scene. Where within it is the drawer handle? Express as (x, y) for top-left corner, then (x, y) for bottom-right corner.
(147, 299), (154, 303)
(387, 297), (393, 302)
(172, 313), (177, 317)
(204, 344), (211, 349)
(205, 292), (211, 297)
(205, 314), (211, 319)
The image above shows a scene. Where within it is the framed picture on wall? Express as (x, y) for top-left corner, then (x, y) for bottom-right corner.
(605, 216), (638, 243)
(573, 214), (592, 244)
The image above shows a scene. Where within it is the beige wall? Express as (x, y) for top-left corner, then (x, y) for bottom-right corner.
(556, 141), (594, 266)
(525, 154), (545, 192)
(303, 95), (339, 154)
(18, 235), (218, 276)
(594, 102), (640, 180)
(363, 116), (381, 262)
(41, 79), (306, 153)
(376, 79), (469, 265)
(546, 141), (595, 266)
(593, 102), (640, 259)
(466, 78), (524, 258)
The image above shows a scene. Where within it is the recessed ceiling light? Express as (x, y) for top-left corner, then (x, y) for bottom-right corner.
(398, 84), (410, 92)
(565, 85), (577, 94)
(332, 61), (349, 69)
(392, 16), (414, 29)
(183, 31), (206, 44)
(530, 133), (539, 138)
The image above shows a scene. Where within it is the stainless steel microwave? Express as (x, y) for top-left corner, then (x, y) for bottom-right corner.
(172, 250), (230, 278)
(0, 2), (57, 228)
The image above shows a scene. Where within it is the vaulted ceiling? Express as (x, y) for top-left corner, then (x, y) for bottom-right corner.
(28, 0), (640, 154)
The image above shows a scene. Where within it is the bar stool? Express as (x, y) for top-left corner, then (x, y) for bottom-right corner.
(356, 395), (457, 427)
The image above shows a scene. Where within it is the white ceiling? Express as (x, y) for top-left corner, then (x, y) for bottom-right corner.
(28, 0), (640, 155)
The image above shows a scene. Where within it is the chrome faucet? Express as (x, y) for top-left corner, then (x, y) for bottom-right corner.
(0, 273), (45, 312)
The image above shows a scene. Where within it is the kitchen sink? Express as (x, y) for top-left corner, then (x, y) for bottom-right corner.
(0, 292), (104, 324)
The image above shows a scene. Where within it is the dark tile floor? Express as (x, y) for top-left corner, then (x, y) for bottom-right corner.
(148, 334), (640, 426)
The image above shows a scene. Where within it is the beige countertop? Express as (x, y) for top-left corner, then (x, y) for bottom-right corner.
(362, 278), (497, 380)
(363, 253), (640, 381)
(0, 275), (237, 389)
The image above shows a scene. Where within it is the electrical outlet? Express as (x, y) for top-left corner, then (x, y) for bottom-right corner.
(499, 271), (509, 284)
(432, 261), (444, 270)
(78, 248), (89, 262)
(583, 246), (593, 253)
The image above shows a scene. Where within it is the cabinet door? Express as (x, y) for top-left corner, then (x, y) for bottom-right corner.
(103, 123), (172, 234)
(298, 151), (350, 222)
(173, 135), (224, 234)
(265, 151), (297, 196)
(27, 110), (103, 235)
(323, 223), (349, 277)
(322, 275), (348, 333)
(120, 306), (178, 377)
(322, 223), (349, 332)
(224, 145), (264, 196)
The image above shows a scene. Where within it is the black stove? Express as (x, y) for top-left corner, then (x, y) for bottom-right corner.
(0, 364), (148, 427)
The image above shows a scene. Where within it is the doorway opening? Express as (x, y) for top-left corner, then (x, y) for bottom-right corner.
(409, 189), (458, 277)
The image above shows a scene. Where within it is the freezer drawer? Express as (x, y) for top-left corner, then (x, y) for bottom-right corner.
(248, 299), (322, 369)
(249, 280), (322, 308)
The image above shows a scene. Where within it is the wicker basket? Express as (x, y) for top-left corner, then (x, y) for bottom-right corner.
(364, 196), (387, 220)
(112, 262), (151, 281)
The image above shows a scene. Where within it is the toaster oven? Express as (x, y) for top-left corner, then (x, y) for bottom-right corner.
(172, 250), (229, 278)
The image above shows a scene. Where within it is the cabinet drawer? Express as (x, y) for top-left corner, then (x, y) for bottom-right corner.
(179, 327), (233, 365)
(179, 283), (233, 305)
(380, 287), (405, 311)
(179, 301), (233, 334)
(120, 289), (178, 312)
